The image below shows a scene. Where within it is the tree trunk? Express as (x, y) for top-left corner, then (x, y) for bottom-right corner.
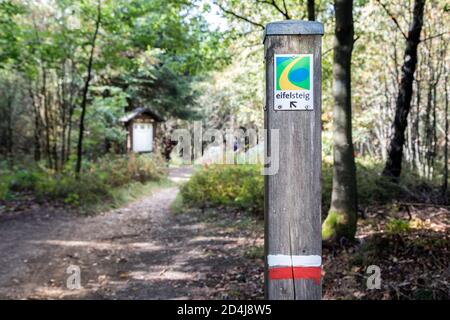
(322, 0), (358, 242)
(382, 0), (426, 179)
(42, 69), (53, 169)
(6, 92), (14, 168)
(443, 73), (448, 197)
(28, 85), (41, 162)
(307, 0), (315, 21)
(60, 61), (67, 169)
(75, 0), (101, 178)
(67, 104), (74, 162)
(66, 59), (77, 162)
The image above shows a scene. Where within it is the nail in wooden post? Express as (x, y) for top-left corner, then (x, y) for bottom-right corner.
(264, 20), (324, 300)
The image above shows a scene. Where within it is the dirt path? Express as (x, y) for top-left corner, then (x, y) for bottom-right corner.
(0, 167), (260, 299)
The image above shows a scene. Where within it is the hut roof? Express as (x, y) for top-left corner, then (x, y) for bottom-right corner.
(119, 107), (164, 123)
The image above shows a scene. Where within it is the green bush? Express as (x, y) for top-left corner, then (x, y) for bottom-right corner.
(34, 173), (111, 204)
(180, 165), (263, 215)
(322, 159), (425, 214)
(92, 153), (167, 187)
(0, 175), (11, 200)
(180, 159), (435, 217)
(0, 154), (167, 206)
(9, 169), (43, 191)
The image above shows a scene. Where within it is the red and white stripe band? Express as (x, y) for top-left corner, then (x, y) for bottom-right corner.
(267, 254), (322, 284)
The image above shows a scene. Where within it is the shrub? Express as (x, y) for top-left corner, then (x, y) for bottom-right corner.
(0, 154), (167, 206)
(9, 169), (43, 191)
(355, 159), (403, 205)
(93, 153), (167, 187)
(180, 159), (437, 217)
(0, 175), (11, 200)
(322, 158), (424, 213)
(180, 165), (263, 216)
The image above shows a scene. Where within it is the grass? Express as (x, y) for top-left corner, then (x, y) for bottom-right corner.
(385, 218), (411, 234)
(170, 193), (185, 215)
(0, 154), (169, 214)
(85, 178), (174, 214)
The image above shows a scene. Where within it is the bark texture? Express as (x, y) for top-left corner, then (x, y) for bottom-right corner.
(382, 0), (426, 179)
(322, 0), (358, 242)
(75, 1), (101, 177)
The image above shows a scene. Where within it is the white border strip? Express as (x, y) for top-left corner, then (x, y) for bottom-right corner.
(267, 255), (321, 267)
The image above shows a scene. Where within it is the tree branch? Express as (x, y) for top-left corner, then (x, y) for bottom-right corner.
(256, 0), (291, 20)
(215, 2), (265, 30)
(321, 47), (333, 57)
(420, 31), (449, 42)
(375, 0), (408, 40)
(282, 0), (290, 19)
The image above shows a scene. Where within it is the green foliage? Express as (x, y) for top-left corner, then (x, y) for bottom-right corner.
(181, 159), (437, 218)
(121, 57), (202, 120)
(91, 153), (168, 186)
(195, 46), (264, 128)
(0, 0), (25, 64)
(83, 86), (128, 154)
(9, 169), (43, 191)
(95, 0), (230, 120)
(0, 154), (167, 206)
(386, 218), (411, 234)
(322, 158), (425, 213)
(170, 193), (184, 215)
(0, 174), (11, 200)
(180, 165), (263, 215)
(101, 179), (173, 211)
(1, 0), (232, 170)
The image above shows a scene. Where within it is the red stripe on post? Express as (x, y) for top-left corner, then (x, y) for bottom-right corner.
(269, 267), (321, 284)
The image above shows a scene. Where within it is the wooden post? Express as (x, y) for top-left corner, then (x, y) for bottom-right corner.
(264, 20), (323, 300)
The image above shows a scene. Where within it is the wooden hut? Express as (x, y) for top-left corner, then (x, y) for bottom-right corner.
(119, 107), (163, 153)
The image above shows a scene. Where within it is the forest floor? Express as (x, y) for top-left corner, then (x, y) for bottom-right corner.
(0, 167), (448, 299)
(179, 203), (449, 300)
(321, 204), (450, 300)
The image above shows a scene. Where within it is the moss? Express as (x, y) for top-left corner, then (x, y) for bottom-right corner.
(386, 218), (411, 234)
(322, 209), (356, 241)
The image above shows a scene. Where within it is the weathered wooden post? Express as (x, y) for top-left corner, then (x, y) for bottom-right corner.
(264, 20), (323, 300)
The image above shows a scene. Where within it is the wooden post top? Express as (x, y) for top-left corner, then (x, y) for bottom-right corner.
(263, 20), (324, 43)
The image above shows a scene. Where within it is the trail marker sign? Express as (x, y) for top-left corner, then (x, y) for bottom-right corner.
(274, 54), (313, 111)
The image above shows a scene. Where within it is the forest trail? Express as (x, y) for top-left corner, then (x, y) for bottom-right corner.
(0, 166), (236, 299)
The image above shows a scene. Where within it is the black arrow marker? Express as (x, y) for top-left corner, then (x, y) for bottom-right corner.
(290, 101), (297, 108)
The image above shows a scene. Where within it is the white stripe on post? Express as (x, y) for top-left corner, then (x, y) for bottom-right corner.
(267, 255), (322, 267)
(292, 255), (321, 267)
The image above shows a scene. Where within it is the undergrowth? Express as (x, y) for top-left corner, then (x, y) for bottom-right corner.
(0, 153), (168, 211)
